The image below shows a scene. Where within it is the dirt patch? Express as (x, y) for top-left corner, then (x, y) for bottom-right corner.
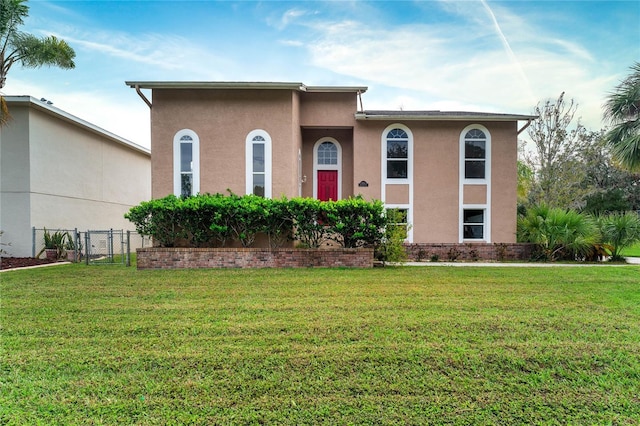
(0, 257), (59, 270)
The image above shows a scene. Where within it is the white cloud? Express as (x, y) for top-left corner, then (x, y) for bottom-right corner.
(299, 7), (611, 131)
(3, 79), (150, 148)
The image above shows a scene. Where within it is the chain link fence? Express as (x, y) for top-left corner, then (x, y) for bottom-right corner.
(32, 228), (151, 266)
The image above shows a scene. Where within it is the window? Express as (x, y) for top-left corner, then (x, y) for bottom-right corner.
(464, 128), (486, 179)
(173, 129), (199, 197)
(386, 208), (409, 240)
(386, 128), (409, 179)
(463, 209), (484, 239)
(317, 141), (338, 165)
(246, 130), (272, 198)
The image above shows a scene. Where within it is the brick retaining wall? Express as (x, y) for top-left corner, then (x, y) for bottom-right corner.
(137, 247), (374, 269)
(404, 243), (534, 262)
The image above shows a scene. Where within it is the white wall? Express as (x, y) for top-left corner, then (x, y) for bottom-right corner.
(0, 98), (151, 257)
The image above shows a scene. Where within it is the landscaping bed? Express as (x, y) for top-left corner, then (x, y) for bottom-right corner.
(0, 257), (57, 270)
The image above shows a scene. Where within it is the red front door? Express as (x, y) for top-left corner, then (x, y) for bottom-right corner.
(317, 170), (338, 201)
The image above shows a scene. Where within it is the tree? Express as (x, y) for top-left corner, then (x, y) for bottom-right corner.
(0, 0), (75, 124)
(516, 160), (534, 206)
(524, 92), (592, 209)
(579, 130), (640, 214)
(603, 62), (640, 172)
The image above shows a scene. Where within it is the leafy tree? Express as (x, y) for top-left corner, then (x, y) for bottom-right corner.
(603, 62), (640, 172)
(579, 130), (640, 214)
(524, 93), (592, 209)
(517, 160), (534, 205)
(0, 0), (75, 124)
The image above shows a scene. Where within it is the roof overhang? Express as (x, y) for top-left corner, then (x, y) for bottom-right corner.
(125, 81), (368, 93)
(355, 110), (537, 121)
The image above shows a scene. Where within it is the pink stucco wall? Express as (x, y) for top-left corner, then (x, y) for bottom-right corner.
(148, 87), (519, 244)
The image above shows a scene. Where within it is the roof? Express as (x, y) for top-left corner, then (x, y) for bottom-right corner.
(3, 96), (150, 156)
(125, 81), (368, 93)
(355, 110), (537, 121)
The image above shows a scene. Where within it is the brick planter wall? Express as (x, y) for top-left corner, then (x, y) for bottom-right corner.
(404, 243), (534, 262)
(136, 247), (374, 269)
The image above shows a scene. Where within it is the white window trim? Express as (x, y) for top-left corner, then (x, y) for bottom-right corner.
(458, 124), (491, 243)
(245, 129), (272, 198)
(459, 205), (490, 242)
(460, 124), (491, 185)
(381, 124), (414, 242)
(312, 137), (342, 200)
(382, 124), (413, 186)
(385, 204), (413, 243)
(173, 129), (200, 197)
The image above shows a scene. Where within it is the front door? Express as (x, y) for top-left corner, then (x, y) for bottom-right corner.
(317, 170), (338, 201)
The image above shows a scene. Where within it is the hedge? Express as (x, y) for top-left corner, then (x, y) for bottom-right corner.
(125, 194), (389, 249)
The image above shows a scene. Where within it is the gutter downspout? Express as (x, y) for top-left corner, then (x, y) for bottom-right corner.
(517, 119), (533, 136)
(135, 85), (152, 109)
(357, 90), (364, 112)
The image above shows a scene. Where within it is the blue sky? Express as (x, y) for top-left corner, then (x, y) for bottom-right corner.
(3, 0), (639, 148)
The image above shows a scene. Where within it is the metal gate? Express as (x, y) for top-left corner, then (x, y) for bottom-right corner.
(84, 229), (125, 265)
(32, 228), (151, 266)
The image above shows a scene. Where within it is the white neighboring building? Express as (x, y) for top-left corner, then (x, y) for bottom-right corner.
(0, 96), (151, 257)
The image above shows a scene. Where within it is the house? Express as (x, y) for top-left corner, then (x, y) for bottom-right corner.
(0, 96), (151, 257)
(126, 81), (535, 245)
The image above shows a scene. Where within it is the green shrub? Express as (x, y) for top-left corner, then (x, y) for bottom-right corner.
(517, 205), (600, 261)
(263, 197), (293, 248)
(598, 211), (640, 261)
(375, 209), (409, 264)
(126, 194), (386, 250)
(287, 198), (328, 248)
(325, 197), (386, 248)
(124, 195), (185, 247)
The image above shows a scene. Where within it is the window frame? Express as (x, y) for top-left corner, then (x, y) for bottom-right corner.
(460, 125), (491, 185)
(381, 124), (413, 242)
(383, 127), (411, 181)
(173, 129), (200, 197)
(245, 129), (272, 198)
(461, 208), (486, 241)
(385, 204), (412, 243)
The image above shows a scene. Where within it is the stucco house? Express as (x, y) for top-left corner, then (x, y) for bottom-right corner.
(126, 81), (534, 245)
(0, 96), (151, 257)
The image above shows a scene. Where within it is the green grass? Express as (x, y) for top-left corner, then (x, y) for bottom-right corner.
(621, 241), (640, 257)
(2, 264), (640, 424)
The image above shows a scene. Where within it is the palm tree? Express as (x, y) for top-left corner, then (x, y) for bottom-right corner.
(0, 0), (75, 124)
(603, 62), (640, 172)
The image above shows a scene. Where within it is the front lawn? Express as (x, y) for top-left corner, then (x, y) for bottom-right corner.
(621, 241), (640, 257)
(2, 264), (639, 424)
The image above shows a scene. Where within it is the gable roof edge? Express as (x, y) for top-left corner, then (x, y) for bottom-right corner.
(4, 95), (150, 156)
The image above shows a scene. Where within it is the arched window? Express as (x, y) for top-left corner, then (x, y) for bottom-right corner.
(381, 124), (413, 242)
(317, 141), (338, 165)
(173, 129), (200, 197)
(246, 130), (272, 198)
(459, 124), (491, 242)
(463, 128), (487, 179)
(385, 128), (410, 179)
